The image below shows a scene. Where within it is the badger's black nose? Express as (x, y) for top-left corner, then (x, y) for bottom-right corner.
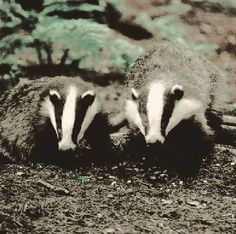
(147, 140), (162, 148)
(60, 148), (75, 155)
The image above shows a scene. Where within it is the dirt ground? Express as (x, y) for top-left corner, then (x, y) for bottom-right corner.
(1, 1), (236, 234)
(0, 143), (235, 233)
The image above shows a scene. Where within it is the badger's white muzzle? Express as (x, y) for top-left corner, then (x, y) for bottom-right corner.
(145, 133), (165, 144)
(145, 82), (165, 145)
(58, 139), (76, 152)
(59, 86), (77, 152)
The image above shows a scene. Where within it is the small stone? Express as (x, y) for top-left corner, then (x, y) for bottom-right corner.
(111, 181), (116, 186)
(186, 200), (200, 207)
(16, 172), (25, 176)
(85, 220), (95, 227)
(161, 199), (173, 205)
(200, 23), (213, 34)
(159, 222), (165, 228)
(126, 188), (133, 194)
(179, 181), (183, 185)
(201, 190), (208, 195)
(127, 180), (132, 184)
(150, 175), (156, 180)
(103, 227), (116, 234)
(107, 194), (114, 198)
(228, 35), (236, 45)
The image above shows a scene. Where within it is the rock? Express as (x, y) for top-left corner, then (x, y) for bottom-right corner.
(107, 194), (114, 198)
(103, 227), (116, 234)
(200, 23), (213, 34)
(186, 200), (200, 207)
(227, 35), (236, 45)
(161, 199), (173, 205)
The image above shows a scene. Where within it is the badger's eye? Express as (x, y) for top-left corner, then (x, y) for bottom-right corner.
(171, 85), (184, 100)
(173, 89), (184, 100)
(81, 90), (96, 106)
(49, 89), (61, 104)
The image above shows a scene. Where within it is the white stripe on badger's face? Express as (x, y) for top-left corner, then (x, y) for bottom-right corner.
(77, 90), (99, 143)
(59, 86), (77, 151)
(41, 96), (59, 138)
(145, 82), (165, 144)
(125, 99), (145, 135)
(165, 98), (203, 135)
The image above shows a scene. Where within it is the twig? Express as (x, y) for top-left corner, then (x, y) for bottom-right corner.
(222, 115), (236, 127)
(0, 212), (23, 227)
(37, 179), (70, 195)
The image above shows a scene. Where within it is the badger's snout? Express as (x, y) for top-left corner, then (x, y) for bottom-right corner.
(145, 133), (165, 145)
(58, 140), (76, 152)
(57, 140), (77, 166)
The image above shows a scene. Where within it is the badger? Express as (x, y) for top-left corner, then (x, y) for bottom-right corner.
(125, 41), (226, 172)
(0, 76), (99, 163)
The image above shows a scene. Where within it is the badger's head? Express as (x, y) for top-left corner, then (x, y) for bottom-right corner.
(40, 85), (99, 153)
(126, 81), (203, 145)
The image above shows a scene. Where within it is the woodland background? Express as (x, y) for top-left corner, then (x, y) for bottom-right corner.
(0, 0), (236, 113)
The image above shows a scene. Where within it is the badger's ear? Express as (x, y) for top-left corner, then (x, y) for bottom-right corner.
(81, 90), (96, 105)
(171, 84), (184, 100)
(49, 89), (61, 104)
(131, 88), (139, 100)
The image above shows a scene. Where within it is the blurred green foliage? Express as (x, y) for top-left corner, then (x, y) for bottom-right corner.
(0, 0), (144, 80)
(0, 0), (235, 86)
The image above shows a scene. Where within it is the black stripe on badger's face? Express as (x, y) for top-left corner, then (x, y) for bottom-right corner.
(40, 89), (62, 140)
(48, 89), (64, 138)
(160, 85), (184, 137)
(160, 93), (176, 138)
(72, 90), (96, 144)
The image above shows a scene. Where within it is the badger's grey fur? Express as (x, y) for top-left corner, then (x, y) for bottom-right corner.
(82, 80), (129, 161)
(0, 76), (97, 163)
(125, 41), (226, 161)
